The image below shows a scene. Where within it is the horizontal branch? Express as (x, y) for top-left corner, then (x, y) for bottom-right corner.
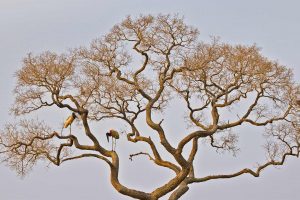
(188, 148), (300, 184)
(61, 153), (112, 166)
(129, 152), (154, 161)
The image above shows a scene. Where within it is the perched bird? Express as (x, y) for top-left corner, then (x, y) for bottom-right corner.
(106, 129), (120, 151)
(61, 112), (77, 136)
(64, 112), (77, 128)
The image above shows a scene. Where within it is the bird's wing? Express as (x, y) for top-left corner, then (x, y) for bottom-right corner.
(64, 116), (72, 128)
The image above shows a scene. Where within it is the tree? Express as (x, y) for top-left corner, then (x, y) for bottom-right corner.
(0, 14), (299, 200)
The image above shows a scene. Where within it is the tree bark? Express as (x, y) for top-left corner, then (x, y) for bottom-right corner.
(168, 182), (189, 200)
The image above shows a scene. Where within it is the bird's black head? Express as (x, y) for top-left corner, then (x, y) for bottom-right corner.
(72, 112), (77, 118)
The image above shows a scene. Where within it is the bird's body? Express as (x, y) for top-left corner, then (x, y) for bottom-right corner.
(106, 129), (119, 141)
(106, 129), (119, 151)
(64, 113), (77, 128)
(61, 112), (77, 136)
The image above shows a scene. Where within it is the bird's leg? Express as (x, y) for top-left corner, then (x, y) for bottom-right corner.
(67, 125), (73, 143)
(111, 139), (114, 151)
(60, 126), (64, 137)
(113, 139), (116, 151)
(114, 139), (116, 151)
(114, 139), (117, 151)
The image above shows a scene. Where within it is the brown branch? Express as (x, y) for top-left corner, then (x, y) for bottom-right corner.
(188, 148), (300, 184)
(127, 134), (180, 173)
(61, 153), (112, 166)
(129, 152), (154, 161)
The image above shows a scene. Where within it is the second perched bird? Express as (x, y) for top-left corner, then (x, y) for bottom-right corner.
(62, 112), (77, 135)
(64, 112), (77, 128)
(106, 129), (119, 151)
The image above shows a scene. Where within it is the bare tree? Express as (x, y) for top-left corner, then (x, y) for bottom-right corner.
(1, 14), (300, 200)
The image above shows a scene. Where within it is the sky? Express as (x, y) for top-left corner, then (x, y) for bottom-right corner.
(0, 0), (300, 200)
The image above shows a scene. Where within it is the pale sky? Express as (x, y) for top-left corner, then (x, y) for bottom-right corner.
(0, 0), (300, 200)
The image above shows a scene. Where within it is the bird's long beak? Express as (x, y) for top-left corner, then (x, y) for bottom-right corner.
(106, 133), (109, 142)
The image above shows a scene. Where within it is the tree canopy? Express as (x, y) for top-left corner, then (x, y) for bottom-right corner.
(1, 14), (299, 200)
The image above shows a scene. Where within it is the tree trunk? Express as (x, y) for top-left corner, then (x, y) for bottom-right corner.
(168, 182), (189, 200)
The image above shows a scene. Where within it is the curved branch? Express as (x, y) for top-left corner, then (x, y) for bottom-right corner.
(188, 148), (300, 184)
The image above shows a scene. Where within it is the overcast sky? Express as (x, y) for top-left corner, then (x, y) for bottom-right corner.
(0, 0), (300, 200)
